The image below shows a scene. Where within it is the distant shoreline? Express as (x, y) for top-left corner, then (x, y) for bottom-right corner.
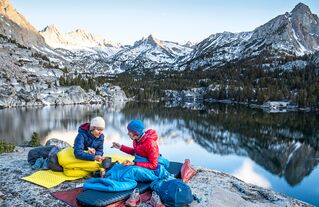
(1, 99), (317, 113)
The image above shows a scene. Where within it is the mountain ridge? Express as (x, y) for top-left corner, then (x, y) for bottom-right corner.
(2, 1), (318, 74)
(185, 2), (319, 70)
(1, 1), (319, 108)
(0, 0), (45, 47)
(40, 24), (122, 50)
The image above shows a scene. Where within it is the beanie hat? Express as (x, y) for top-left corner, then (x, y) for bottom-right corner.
(90, 116), (105, 130)
(127, 120), (144, 136)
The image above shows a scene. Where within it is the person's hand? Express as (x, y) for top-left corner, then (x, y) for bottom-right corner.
(94, 155), (103, 162)
(121, 160), (129, 165)
(112, 142), (122, 149)
(122, 160), (134, 166)
(88, 147), (96, 154)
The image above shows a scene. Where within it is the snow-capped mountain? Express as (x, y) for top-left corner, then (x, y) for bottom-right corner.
(249, 3), (319, 55)
(39, 27), (193, 73)
(4, 0), (318, 75)
(47, 34), (193, 74)
(186, 3), (319, 70)
(39, 25), (127, 74)
(40, 25), (122, 53)
(107, 35), (193, 73)
(187, 31), (253, 69)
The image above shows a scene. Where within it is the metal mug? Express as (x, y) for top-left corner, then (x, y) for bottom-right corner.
(102, 157), (112, 169)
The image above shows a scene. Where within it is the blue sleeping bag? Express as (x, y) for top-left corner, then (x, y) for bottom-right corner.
(77, 161), (183, 207)
(83, 155), (171, 192)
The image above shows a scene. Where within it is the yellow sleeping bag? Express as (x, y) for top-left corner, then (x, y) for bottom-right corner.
(22, 147), (134, 188)
(57, 148), (101, 177)
(58, 148), (134, 177)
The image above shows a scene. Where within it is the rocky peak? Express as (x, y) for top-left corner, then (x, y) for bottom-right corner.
(184, 41), (196, 48)
(291, 3), (312, 15)
(0, 0), (46, 47)
(40, 24), (60, 34)
(74, 28), (86, 33)
(40, 26), (121, 49)
(68, 28), (100, 43)
(290, 2), (318, 23)
(289, 2), (319, 52)
(0, 0), (10, 14)
(247, 2), (319, 56)
(146, 34), (162, 46)
(134, 34), (163, 48)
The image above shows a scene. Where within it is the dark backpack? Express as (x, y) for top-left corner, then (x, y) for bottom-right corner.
(157, 179), (193, 207)
(48, 146), (63, 172)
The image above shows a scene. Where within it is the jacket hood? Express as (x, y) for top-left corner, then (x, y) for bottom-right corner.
(78, 123), (90, 132)
(138, 129), (158, 144)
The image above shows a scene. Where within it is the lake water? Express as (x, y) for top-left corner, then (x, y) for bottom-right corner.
(0, 102), (318, 206)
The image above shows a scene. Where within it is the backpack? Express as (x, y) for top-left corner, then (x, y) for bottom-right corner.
(157, 179), (193, 207)
(48, 146), (63, 172)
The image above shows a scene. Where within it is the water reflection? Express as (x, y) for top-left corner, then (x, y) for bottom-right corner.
(0, 102), (126, 145)
(232, 159), (271, 188)
(0, 102), (318, 206)
(123, 102), (319, 187)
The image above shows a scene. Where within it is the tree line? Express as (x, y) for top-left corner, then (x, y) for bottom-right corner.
(59, 75), (97, 91)
(58, 60), (319, 108)
(110, 63), (319, 108)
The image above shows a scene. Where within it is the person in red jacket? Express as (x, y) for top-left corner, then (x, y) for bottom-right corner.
(112, 120), (160, 170)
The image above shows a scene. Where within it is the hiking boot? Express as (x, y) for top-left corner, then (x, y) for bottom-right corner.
(92, 170), (101, 178)
(125, 188), (141, 207)
(147, 191), (165, 207)
(92, 169), (106, 178)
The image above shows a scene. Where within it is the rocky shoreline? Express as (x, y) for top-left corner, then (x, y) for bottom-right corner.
(0, 147), (313, 207)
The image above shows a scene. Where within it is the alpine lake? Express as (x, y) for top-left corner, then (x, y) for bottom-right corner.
(0, 102), (318, 206)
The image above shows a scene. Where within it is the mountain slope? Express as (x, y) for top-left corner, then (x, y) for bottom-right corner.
(249, 3), (319, 55)
(0, 0), (45, 47)
(108, 35), (193, 73)
(186, 3), (319, 70)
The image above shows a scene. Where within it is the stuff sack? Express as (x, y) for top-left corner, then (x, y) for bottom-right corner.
(157, 179), (193, 207)
(181, 159), (196, 183)
(48, 146), (63, 172)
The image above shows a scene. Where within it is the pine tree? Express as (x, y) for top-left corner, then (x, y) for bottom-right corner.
(30, 132), (40, 147)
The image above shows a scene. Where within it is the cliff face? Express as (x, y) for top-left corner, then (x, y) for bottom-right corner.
(0, 0), (46, 47)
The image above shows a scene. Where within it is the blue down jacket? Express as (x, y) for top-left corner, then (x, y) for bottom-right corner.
(83, 156), (171, 192)
(73, 123), (104, 161)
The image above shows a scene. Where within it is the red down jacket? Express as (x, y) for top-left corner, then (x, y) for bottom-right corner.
(120, 129), (159, 170)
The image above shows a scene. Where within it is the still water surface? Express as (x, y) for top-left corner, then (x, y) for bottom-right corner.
(0, 102), (318, 206)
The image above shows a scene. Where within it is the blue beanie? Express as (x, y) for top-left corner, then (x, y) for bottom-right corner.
(127, 120), (144, 136)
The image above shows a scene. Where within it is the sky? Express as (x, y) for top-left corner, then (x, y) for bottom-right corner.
(10, 0), (319, 45)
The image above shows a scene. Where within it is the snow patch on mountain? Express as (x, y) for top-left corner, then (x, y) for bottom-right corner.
(40, 25), (122, 55)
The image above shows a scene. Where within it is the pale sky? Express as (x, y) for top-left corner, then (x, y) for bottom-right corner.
(10, 0), (319, 45)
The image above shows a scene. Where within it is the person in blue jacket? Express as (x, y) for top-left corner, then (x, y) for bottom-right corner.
(73, 116), (105, 162)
